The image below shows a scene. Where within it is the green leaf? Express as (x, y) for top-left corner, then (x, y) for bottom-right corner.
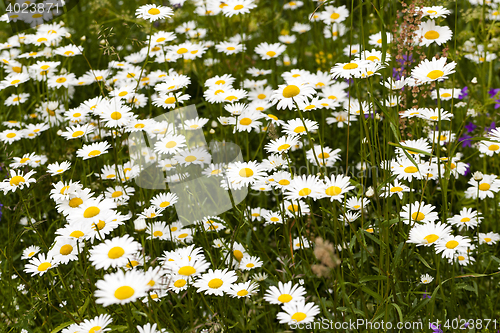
(361, 286), (384, 303)
(370, 94), (401, 142)
(392, 242), (405, 268)
(359, 275), (387, 283)
(363, 232), (386, 248)
(391, 303), (404, 322)
(50, 321), (73, 333)
(388, 142), (436, 158)
(415, 253), (434, 270)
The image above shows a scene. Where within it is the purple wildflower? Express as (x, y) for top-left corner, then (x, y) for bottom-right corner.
(459, 134), (473, 148)
(489, 89), (500, 109)
(464, 163), (471, 177)
(459, 86), (468, 100)
(486, 122), (496, 132)
(429, 323), (443, 333)
(465, 122), (477, 132)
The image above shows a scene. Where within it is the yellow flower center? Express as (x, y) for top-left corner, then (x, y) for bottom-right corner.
(479, 183), (491, 191)
(294, 126), (306, 133)
(282, 85), (300, 98)
(404, 166), (418, 173)
(488, 144), (499, 151)
(277, 294), (293, 303)
(114, 286), (134, 300)
(318, 152), (330, 159)
(177, 47), (188, 54)
(279, 179), (290, 185)
(108, 246), (125, 259)
(237, 290), (249, 296)
(343, 63), (358, 70)
(93, 220), (106, 230)
(330, 13), (340, 20)
(299, 188), (312, 196)
(239, 117), (252, 125)
(159, 201), (170, 208)
(234, 4), (244, 10)
(37, 262), (51, 271)
(69, 197), (83, 208)
(424, 234), (439, 244)
(56, 77), (66, 83)
(185, 155), (197, 162)
(148, 8), (160, 15)
(426, 70), (444, 80)
(70, 130), (84, 138)
(325, 186), (342, 196)
(424, 30), (440, 40)
(69, 230), (84, 238)
(178, 266), (196, 276)
(266, 51), (276, 57)
(9, 176), (25, 186)
(112, 191), (123, 198)
(89, 326), (101, 333)
(84, 206), (100, 218)
(174, 279), (187, 288)
(278, 144), (290, 151)
(239, 168), (254, 177)
(484, 237), (492, 243)
(88, 150), (101, 157)
(111, 112), (122, 120)
(60, 244), (73, 255)
(165, 97), (176, 104)
(165, 141), (177, 148)
(153, 230), (163, 237)
(207, 278), (223, 289)
(411, 212), (425, 221)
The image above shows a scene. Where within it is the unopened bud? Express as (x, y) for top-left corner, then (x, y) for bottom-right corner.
(134, 218), (147, 231)
(209, 129), (215, 134)
(471, 77), (478, 84)
(365, 186), (374, 198)
(473, 171), (483, 181)
(80, 36), (86, 41)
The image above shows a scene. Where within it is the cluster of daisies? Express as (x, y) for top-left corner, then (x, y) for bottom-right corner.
(1, 0), (500, 330)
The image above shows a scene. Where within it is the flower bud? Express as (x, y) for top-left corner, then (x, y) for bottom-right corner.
(365, 186), (374, 198)
(473, 171), (483, 181)
(134, 218), (147, 231)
